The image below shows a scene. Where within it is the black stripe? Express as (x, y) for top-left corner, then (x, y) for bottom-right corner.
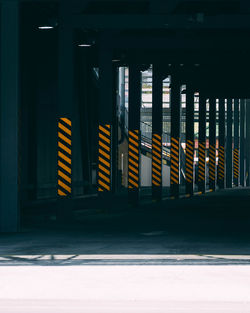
(59, 118), (72, 131)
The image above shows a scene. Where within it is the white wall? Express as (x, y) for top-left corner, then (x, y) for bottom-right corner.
(140, 154), (170, 187)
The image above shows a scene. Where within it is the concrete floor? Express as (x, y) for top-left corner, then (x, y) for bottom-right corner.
(1, 188), (250, 312)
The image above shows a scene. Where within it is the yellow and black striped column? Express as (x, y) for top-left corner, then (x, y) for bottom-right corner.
(57, 118), (72, 196)
(128, 130), (140, 190)
(218, 98), (225, 188)
(152, 65), (163, 200)
(233, 99), (239, 186)
(97, 124), (112, 192)
(170, 77), (181, 197)
(170, 137), (180, 196)
(233, 148), (239, 184)
(186, 139), (194, 193)
(152, 134), (162, 194)
(128, 65), (141, 204)
(198, 95), (206, 193)
(218, 145), (225, 185)
(185, 87), (195, 196)
(209, 98), (216, 191)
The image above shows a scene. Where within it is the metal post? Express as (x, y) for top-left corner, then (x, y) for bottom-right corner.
(209, 98), (216, 191)
(185, 86), (194, 196)
(0, 1), (20, 232)
(218, 98), (225, 188)
(97, 37), (113, 194)
(226, 99), (233, 188)
(233, 99), (240, 186)
(240, 99), (246, 186)
(198, 95), (206, 193)
(152, 65), (163, 201)
(128, 65), (141, 204)
(170, 75), (181, 198)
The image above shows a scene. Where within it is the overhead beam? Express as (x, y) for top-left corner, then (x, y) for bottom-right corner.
(72, 14), (250, 30)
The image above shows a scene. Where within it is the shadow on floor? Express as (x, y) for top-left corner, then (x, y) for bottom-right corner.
(1, 187), (250, 266)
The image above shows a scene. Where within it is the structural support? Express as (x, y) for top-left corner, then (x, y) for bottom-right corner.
(233, 99), (240, 186)
(198, 95), (206, 193)
(218, 98), (225, 188)
(152, 65), (163, 201)
(240, 99), (246, 186)
(226, 99), (233, 188)
(128, 65), (141, 204)
(185, 86), (194, 196)
(170, 75), (181, 198)
(246, 100), (250, 187)
(97, 39), (113, 193)
(209, 98), (216, 191)
(58, 4), (74, 198)
(0, 1), (20, 232)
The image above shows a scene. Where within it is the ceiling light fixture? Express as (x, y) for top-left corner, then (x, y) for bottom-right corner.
(78, 43), (92, 47)
(38, 25), (54, 30)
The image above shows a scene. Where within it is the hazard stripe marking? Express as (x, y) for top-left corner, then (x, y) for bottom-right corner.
(58, 118), (72, 197)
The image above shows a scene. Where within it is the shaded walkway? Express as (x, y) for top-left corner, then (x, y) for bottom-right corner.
(1, 188), (250, 265)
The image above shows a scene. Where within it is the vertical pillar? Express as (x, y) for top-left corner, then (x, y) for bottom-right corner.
(170, 75), (181, 198)
(0, 1), (20, 232)
(209, 98), (216, 191)
(246, 100), (250, 187)
(185, 86), (194, 196)
(226, 99), (233, 188)
(152, 65), (163, 201)
(112, 66), (118, 193)
(218, 98), (225, 188)
(233, 99), (240, 186)
(240, 99), (246, 186)
(58, 3), (73, 197)
(128, 65), (141, 204)
(198, 95), (206, 193)
(97, 37), (113, 194)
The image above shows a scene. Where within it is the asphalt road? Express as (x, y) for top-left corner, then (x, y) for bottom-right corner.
(0, 265), (250, 312)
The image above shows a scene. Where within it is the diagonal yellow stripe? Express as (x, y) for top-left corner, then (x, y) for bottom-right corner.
(58, 160), (71, 174)
(99, 133), (110, 144)
(99, 125), (111, 137)
(58, 151), (71, 164)
(58, 180), (71, 193)
(58, 142), (71, 155)
(59, 123), (71, 136)
(98, 179), (110, 191)
(58, 132), (71, 145)
(60, 118), (71, 126)
(99, 140), (110, 152)
(58, 170), (71, 184)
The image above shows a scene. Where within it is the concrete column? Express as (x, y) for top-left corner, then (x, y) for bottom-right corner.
(246, 100), (250, 186)
(209, 98), (216, 191)
(198, 95), (206, 193)
(218, 98), (225, 189)
(233, 99), (240, 186)
(57, 3), (74, 200)
(226, 99), (233, 188)
(152, 65), (163, 201)
(97, 35), (114, 194)
(0, 1), (20, 232)
(128, 65), (141, 204)
(240, 99), (246, 186)
(185, 86), (195, 196)
(170, 75), (181, 198)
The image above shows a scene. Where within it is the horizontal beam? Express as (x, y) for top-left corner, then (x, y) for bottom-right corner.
(73, 14), (250, 30)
